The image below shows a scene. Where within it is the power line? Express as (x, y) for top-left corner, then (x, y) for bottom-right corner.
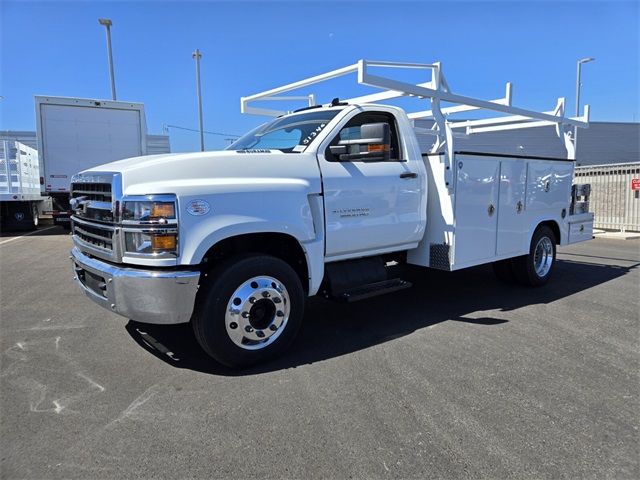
(163, 124), (240, 138)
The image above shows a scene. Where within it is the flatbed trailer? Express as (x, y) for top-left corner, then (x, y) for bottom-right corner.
(0, 141), (42, 230)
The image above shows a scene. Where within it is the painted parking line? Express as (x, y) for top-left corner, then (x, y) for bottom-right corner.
(0, 226), (57, 246)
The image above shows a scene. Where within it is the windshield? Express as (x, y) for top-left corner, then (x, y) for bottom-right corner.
(227, 109), (342, 153)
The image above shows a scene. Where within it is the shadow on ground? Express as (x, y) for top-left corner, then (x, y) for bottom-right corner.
(0, 225), (70, 237)
(125, 257), (637, 376)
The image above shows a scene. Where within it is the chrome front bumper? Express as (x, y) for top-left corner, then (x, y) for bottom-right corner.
(70, 247), (200, 325)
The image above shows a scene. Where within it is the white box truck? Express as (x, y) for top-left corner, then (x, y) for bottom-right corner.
(0, 141), (43, 230)
(35, 96), (148, 227)
(68, 60), (593, 367)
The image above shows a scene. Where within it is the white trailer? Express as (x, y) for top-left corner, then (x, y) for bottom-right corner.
(0, 141), (43, 230)
(35, 96), (148, 226)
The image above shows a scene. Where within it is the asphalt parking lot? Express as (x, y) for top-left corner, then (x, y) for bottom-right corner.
(1, 227), (638, 479)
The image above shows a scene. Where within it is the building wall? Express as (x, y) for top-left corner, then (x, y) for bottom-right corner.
(413, 121), (639, 166)
(145, 134), (172, 155)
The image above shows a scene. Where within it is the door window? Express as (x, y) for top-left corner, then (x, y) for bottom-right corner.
(328, 112), (402, 161)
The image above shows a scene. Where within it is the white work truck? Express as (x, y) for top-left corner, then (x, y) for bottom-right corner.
(70, 61), (593, 367)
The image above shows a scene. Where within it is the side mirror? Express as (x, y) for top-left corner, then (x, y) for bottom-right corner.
(329, 145), (348, 156)
(332, 122), (391, 161)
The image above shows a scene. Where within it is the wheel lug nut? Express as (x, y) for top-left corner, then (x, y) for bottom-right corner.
(269, 324), (278, 331)
(229, 322), (238, 329)
(273, 297), (281, 304)
(276, 311), (284, 317)
(244, 325), (253, 332)
(241, 311), (249, 318)
(256, 330), (265, 338)
(249, 297), (256, 304)
(262, 291), (270, 298)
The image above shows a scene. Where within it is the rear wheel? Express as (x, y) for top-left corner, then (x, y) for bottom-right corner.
(192, 254), (305, 368)
(512, 225), (557, 286)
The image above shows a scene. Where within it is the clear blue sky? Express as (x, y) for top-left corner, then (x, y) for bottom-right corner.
(1, 0), (638, 152)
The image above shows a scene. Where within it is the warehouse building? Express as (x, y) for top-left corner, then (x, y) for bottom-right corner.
(413, 120), (639, 166)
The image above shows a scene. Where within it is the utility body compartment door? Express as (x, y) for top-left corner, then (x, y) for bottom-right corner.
(566, 212), (594, 244)
(453, 155), (500, 266)
(496, 160), (528, 256)
(525, 161), (573, 213)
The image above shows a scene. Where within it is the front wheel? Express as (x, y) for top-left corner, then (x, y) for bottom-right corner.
(512, 225), (557, 286)
(192, 254), (305, 368)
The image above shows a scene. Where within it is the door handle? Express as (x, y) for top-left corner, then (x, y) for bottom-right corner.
(400, 172), (418, 179)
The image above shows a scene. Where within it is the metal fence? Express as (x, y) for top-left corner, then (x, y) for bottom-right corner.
(574, 162), (640, 232)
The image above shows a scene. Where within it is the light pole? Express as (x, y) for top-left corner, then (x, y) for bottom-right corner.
(192, 49), (205, 152)
(98, 18), (117, 100)
(575, 57), (595, 154)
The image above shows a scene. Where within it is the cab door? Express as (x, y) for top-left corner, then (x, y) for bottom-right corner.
(318, 110), (424, 259)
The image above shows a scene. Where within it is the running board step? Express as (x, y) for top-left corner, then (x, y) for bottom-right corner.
(336, 278), (412, 303)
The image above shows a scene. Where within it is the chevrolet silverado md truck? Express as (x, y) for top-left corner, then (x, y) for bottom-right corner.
(69, 61), (593, 367)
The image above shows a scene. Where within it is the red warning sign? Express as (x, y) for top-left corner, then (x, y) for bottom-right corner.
(632, 178), (640, 191)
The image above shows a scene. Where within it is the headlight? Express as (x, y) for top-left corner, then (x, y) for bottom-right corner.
(122, 199), (176, 222)
(124, 230), (178, 255)
(121, 195), (179, 257)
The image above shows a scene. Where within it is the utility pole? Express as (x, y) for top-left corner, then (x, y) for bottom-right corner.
(98, 18), (117, 100)
(574, 57), (595, 155)
(192, 49), (205, 152)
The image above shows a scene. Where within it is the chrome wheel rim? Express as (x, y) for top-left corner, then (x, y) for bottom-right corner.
(225, 275), (290, 350)
(534, 236), (553, 277)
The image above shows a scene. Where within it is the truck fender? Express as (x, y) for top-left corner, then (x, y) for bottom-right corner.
(527, 216), (562, 247)
(183, 216), (325, 296)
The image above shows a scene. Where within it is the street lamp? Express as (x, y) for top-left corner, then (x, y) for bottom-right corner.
(192, 49), (205, 152)
(98, 18), (117, 100)
(574, 57), (595, 154)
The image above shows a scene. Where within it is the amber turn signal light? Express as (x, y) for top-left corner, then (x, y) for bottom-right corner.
(368, 144), (390, 152)
(151, 203), (175, 219)
(151, 234), (177, 251)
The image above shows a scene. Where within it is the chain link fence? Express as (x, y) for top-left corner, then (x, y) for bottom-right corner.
(574, 162), (640, 232)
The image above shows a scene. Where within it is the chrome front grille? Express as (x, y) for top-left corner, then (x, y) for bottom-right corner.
(70, 172), (120, 262)
(73, 219), (114, 251)
(71, 182), (112, 202)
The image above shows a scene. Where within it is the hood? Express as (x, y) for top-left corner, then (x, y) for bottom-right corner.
(82, 149), (322, 196)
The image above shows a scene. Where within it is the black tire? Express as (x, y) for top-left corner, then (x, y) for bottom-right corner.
(512, 225), (557, 287)
(492, 259), (516, 283)
(192, 254), (305, 368)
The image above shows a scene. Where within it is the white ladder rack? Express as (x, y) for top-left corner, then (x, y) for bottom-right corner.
(241, 59), (589, 165)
